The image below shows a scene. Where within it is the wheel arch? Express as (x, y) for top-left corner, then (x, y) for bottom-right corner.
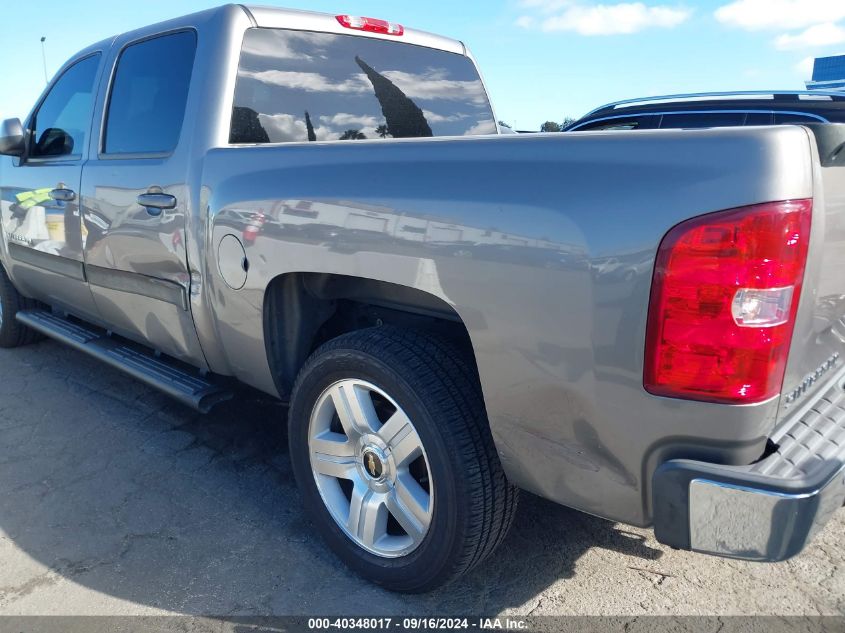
(262, 272), (478, 401)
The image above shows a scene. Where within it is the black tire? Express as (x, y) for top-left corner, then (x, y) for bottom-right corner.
(288, 326), (518, 592)
(0, 266), (42, 348)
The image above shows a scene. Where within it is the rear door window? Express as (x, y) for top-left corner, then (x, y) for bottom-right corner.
(230, 28), (496, 143)
(103, 31), (197, 154)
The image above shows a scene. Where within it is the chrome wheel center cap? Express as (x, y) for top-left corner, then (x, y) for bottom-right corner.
(361, 446), (387, 482)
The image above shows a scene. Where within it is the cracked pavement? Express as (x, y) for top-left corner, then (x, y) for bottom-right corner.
(0, 339), (842, 617)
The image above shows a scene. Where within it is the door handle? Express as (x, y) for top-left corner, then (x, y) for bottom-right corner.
(137, 192), (177, 217)
(49, 188), (76, 202)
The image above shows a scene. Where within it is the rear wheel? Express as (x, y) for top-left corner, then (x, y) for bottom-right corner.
(288, 326), (518, 592)
(0, 266), (42, 348)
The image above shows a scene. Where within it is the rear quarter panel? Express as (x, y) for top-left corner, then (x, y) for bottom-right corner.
(199, 127), (813, 525)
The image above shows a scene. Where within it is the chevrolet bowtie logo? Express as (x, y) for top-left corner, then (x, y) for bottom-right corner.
(363, 450), (383, 479)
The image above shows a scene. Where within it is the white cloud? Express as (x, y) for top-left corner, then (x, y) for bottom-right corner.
(239, 70), (370, 94)
(242, 32), (312, 61)
(422, 109), (469, 123)
(463, 120), (498, 136)
(259, 112), (381, 142)
(382, 70), (489, 104)
(239, 67), (487, 105)
(241, 29), (333, 60)
(517, 2), (692, 35)
(258, 113), (308, 143)
(319, 113), (381, 128)
(714, 0), (845, 31)
(775, 22), (845, 49)
(796, 56), (816, 76)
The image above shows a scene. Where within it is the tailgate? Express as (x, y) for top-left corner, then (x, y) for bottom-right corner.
(778, 124), (845, 421)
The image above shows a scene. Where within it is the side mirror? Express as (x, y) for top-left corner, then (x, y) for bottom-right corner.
(0, 118), (25, 157)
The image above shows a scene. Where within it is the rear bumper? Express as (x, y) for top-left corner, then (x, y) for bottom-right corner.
(653, 370), (845, 561)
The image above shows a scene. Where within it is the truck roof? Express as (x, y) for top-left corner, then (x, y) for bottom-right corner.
(57, 4), (468, 87)
(241, 5), (466, 55)
(40, 2), (472, 126)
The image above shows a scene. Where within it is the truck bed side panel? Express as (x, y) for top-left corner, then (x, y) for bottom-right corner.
(778, 127), (845, 423)
(200, 127), (813, 525)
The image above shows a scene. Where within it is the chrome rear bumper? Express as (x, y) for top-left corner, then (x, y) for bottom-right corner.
(653, 368), (845, 561)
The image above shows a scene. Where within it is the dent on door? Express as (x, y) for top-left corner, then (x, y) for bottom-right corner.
(80, 181), (205, 365)
(83, 184), (188, 281)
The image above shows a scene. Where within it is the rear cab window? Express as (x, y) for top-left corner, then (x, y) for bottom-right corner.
(230, 28), (496, 143)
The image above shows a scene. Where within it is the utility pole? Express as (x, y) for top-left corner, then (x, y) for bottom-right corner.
(40, 36), (48, 84)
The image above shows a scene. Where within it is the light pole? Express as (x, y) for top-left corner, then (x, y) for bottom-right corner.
(40, 36), (48, 84)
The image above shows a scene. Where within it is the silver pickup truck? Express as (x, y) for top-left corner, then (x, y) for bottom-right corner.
(1, 4), (844, 593)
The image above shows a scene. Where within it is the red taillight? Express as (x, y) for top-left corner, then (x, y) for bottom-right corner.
(336, 15), (404, 36)
(644, 199), (812, 404)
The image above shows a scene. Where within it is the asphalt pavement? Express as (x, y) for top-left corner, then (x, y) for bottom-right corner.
(0, 339), (842, 617)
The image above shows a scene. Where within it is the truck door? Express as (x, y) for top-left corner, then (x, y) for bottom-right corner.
(79, 30), (206, 366)
(1, 53), (102, 321)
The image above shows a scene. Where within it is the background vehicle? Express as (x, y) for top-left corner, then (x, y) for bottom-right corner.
(566, 91), (845, 131)
(0, 5), (844, 593)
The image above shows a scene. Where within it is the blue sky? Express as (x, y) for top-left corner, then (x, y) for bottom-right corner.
(1, 0), (843, 130)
